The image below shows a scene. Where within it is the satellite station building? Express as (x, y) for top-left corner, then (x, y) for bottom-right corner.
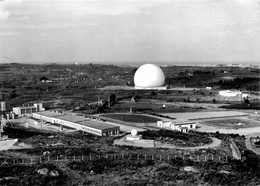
(32, 111), (119, 136)
(13, 103), (44, 117)
(157, 120), (196, 133)
(134, 64), (168, 90)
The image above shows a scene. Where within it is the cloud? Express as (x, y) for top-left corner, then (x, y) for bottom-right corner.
(0, 7), (10, 20)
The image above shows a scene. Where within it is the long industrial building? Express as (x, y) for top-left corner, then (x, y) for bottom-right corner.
(32, 111), (120, 136)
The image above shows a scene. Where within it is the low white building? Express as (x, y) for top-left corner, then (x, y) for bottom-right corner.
(219, 90), (242, 97)
(157, 120), (196, 132)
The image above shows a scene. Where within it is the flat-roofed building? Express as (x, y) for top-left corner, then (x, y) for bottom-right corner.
(32, 111), (119, 136)
(76, 120), (119, 136)
(157, 120), (196, 132)
(32, 111), (64, 123)
(13, 103), (44, 117)
(13, 106), (37, 117)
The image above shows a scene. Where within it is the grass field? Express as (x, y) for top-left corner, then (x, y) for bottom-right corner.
(99, 113), (159, 123)
(203, 118), (260, 129)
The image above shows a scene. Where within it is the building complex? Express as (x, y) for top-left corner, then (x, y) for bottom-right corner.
(157, 120), (196, 133)
(32, 111), (119, 136)
(13, 103), (44, 117)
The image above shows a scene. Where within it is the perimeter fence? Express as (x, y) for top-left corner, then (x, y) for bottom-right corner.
(0, 152), (230, 167)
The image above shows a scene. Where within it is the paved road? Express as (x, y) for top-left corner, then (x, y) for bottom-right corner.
(0, 139), (18, 151)
(156, 137), (221, 150)
(245, 133), (260, 155)
(197, 122), (260, 136)
(114, 137), (221, 150)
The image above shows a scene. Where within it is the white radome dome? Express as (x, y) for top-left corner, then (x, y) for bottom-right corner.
(134, 64), (165, 88)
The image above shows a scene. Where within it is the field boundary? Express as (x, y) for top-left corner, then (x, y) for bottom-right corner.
(0, 153), (230, 167)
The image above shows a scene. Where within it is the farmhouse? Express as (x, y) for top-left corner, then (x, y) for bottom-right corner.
(32, 111), (119, 136)
(157, 120), (196, 132)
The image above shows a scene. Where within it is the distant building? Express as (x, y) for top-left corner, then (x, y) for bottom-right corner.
(1, 102), (6, 112)
(13, 103), (44, 117)
(32, 111), (119, 136)
(157, 120), (196, 132)
(219, 90), (242, 97)
(241, 93), (250, 99)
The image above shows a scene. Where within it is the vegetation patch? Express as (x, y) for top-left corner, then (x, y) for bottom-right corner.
(0, 163), (68, 186)
(203, 118), (260, 129)
(140, 130), (212, 147)
(99, 113), (160, 123)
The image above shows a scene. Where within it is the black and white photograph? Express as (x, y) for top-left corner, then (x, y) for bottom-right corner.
(0, 0), (260, 185)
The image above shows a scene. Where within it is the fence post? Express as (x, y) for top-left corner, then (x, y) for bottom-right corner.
(152, 155), (154, 160)
(74, 155), (76, 161)
(106, 154), (108, 159)
(57, 156), (59, 161)
(197, 155), (199, 162)
(137, 154), (139, 160)
(145, 154), (146, 160)
(121, 154), (123, 159)
(218, 155), (221, 162)
(205, 155), (207, 162)
(13, 159), (16, 165)
(48, 156), (50, 162)
(159, 154), (162, 161)
(182, 155), (185, 160)
(167, 155), (170, 161)
(31, 158), (33, 164)
(99, 154), (101, 159)
(114, 154), (116, 159)
(226, 155), (228, 162)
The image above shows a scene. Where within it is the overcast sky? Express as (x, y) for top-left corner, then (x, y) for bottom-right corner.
(0, 0), (260, 65)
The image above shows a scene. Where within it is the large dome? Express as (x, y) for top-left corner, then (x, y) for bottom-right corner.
(134, 64), (165, 88)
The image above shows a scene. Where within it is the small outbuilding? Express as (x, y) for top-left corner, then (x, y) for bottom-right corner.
(157, 120), (196, 132)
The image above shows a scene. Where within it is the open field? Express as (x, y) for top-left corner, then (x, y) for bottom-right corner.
(99, 113), (160, 123)
(203, 118), (260, 129)
(161, 111), (249, 121)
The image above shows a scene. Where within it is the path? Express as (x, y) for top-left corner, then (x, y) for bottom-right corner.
(0, 139), (18, 151)
(245, 133), (260, 155)
(197, 122), (260, 136)
(114, 137), (221, 150)
(156, 137), (221, 150)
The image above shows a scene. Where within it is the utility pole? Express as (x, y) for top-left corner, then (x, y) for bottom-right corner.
(108, 96), (110, 108)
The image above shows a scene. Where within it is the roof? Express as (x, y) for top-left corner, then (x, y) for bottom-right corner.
(15, 106), (36, 109)
(33, 112), (119, 131)
(34, 111), (64, 117)
(76, 120), (119, 130)
(55, 115), (88, 123)
(174, 122), (196, 126)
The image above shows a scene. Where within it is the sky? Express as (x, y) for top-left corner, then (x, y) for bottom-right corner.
(0, 0), (260, 65)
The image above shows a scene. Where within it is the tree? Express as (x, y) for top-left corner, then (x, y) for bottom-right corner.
(40, 76), (48, 82)
(244, 99), (250, 106)
(109, 94), (116, 104)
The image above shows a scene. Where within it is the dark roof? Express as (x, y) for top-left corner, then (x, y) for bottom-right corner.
(76, 120), (119, 130)
(55, 115), (87, 123)
(34, 111), (64, 117)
